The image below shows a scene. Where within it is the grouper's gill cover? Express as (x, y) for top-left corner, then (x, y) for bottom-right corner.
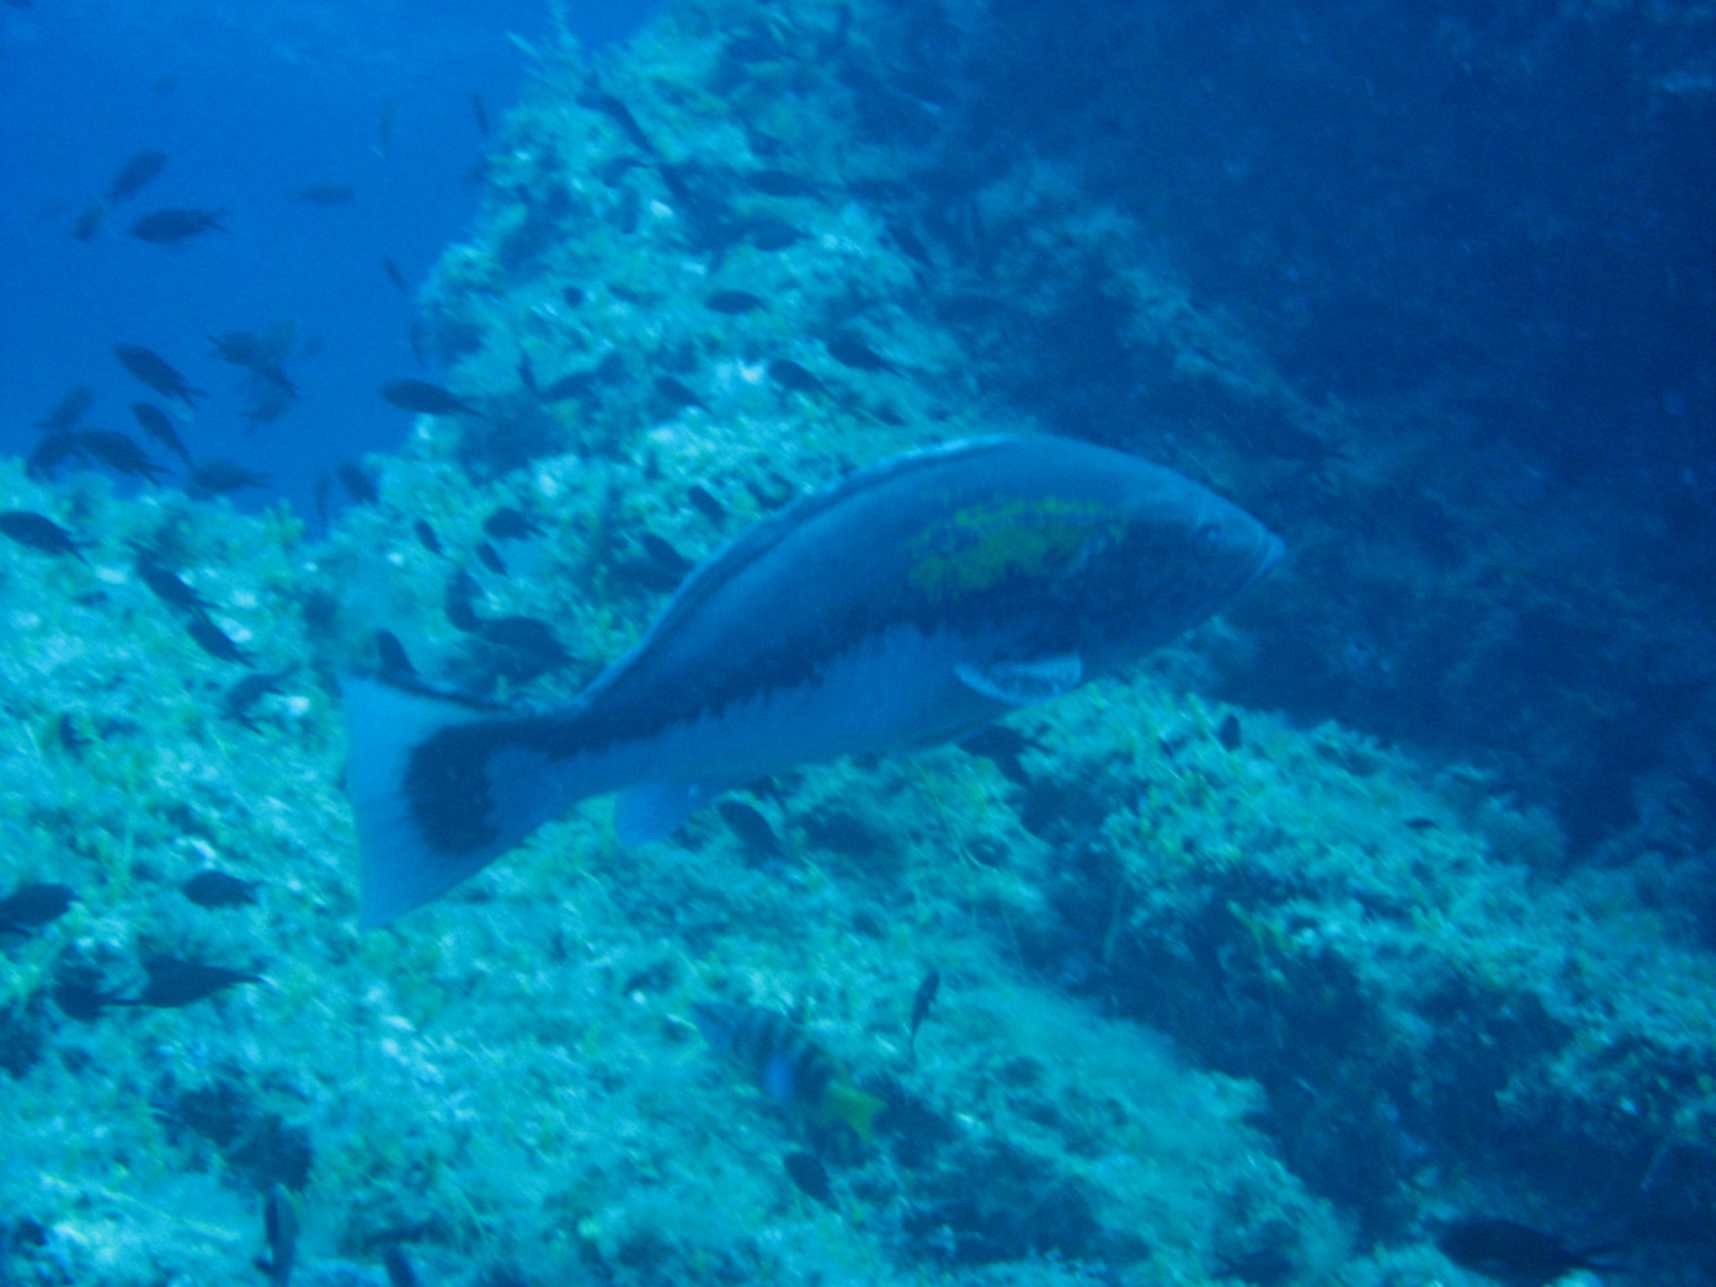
(343, 435), (1283, 925)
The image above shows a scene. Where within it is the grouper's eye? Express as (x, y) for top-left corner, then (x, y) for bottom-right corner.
(1195, 521), (1225, 553)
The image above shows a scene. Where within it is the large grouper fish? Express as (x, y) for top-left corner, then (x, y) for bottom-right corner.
(343, 435), (1283, 925)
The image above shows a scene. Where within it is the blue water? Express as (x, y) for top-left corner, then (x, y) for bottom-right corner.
(1, 0), (655, 519)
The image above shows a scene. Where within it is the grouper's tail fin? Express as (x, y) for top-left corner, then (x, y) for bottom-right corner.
(342, 675), (551, 928)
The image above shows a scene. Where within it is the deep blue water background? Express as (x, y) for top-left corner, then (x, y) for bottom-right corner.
(1, 0), (655, 520)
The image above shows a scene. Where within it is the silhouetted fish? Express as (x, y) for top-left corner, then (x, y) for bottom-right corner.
(75, 430), (167, 483)
(185, 614), (252, 666)
(26, 431), (85, 480)
(338, 462), (378, 504)
(130, 207), (226, 243)
(1436, 1217), (1623, 1285)
(224, 667), (295, 729)
(113, 956), (261, 1008)
(382, 257), (409, 292)
(654, 375), (709, 414)
(413, 519), (443, 557)
(182, 869), (261, 908)
(0, 883), (76, 935)
(0, 511), (86, 562)
(692, 1002), (884, 1140)
(782, 1152), (835, 1208)
(107, 149), (168, 204)
(706, 290), (767, 314)
(33, 384), (94, 432)
(379, 379), (480, 416)
(826, 332), (905, 375)
(130, 402), (193, 466)
(70, 202), (106, 240)
(259, 1185), (297, 1287)
(745, 169), (821, 198)
(576, 88), (658, 155)
(768, 358), (831, 398)
(471, 92), (490, 137)
(115, 344), (204, 407)
(133, 552), (211, 615)
(908, 968), (941, 1056)
(188, 459), (268, 498)
(483, 507), (544, 540)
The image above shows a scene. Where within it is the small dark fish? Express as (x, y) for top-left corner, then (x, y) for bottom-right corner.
(471, 92), (491, 137)
(224, 666), (295, 729)
(908, 968), (940, 1056)
(55, 977), (118, 1021)
(745, 169), (820, 198)
(687, 485), (725, 523)
(477, 615), (569, 668)
(444, 570), (483, 632)
(716, 800), (780, 856)
(185, 614), (253, 666)
(691, 1002), (884, 1140)
(482, 507), (544, 540)
(108, 149), (168, 205)
(113, 955), (261, 1009)
(35, 383), (95, 432)
(76, 430), (168, 484)
(517, 353), (540, 395)
(375, 630), (418, 680)
(1436, 1217), (1622, 1285)
(182, 870), (260, 909)
(1404, 817), (1439, 832)
(414, 519), (443, 557)
(129, 207), (227, 243)
(0, 511), (87, 563)
(1216, 712), (1242, 751)
(576, 88), (658, 156)
(379, 379), (480, 416)
(133, 553), (211, 615)
(888, 221), (931, 267)
(293, 183), (354, 205)
(540, 353), (624, 403)
(637, 531), (693, 586)
(382, 256), (410, 293)
(241, 368), (298, 426)
(782, 1152), (835, 1208)
(382, 1245), (419, 1287)
(57, 713), (91, 757)
(26, 431), (87, 480)
(742, 217), (803, 251)
(706, 290), (767, 315)
(129, 402), (193, 466)
(70, 201), (107, 241)
(768, 358), (831, 397)
(654, 375), (709, 414)
(188, 459), (269, 498)
(0, 883), (76, 935)
(826, 332), (904, 375)
(476, 541), (507, 576)
(338, 462), (378, 505)
(210, 329), (278, 369)
(115, 343), (204, 407)
(259, 1185), (298, 1287)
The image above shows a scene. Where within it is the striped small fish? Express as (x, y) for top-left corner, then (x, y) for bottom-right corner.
(691, 1002), (884, 1140)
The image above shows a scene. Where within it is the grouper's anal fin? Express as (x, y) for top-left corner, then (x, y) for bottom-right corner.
(614, 781), (706, 847)
(955, 654), (1083, 706)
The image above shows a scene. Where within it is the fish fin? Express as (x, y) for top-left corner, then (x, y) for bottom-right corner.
(820, 1082), (885, 1142)
(342, 675), (532, 927)
(955, 654), (1083, 705)
(613, 781), (704, 846)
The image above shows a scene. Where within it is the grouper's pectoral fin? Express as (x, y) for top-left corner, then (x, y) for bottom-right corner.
(614, 781), (707, 846)
(955, 654), (1083, 706)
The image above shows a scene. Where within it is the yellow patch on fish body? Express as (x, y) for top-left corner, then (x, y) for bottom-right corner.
(907, 496), (1123, 602)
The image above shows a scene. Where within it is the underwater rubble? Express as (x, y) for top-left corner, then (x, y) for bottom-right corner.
(3, 0), (1715, 1283)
